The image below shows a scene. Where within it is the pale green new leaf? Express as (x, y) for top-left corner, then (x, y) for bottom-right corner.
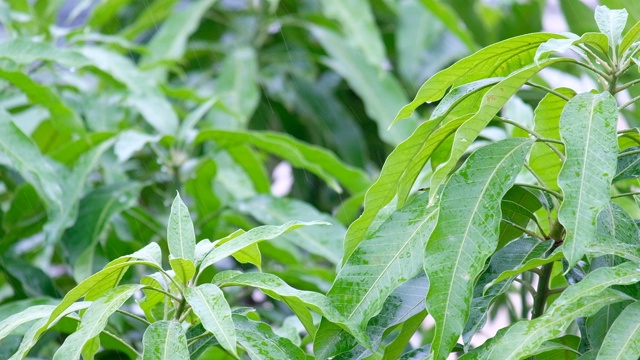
(620, 20), (640, 55)
(142, 320), (189, 360)
(462, 262), (640, 359)
(199, 221), (329, 271)
(558, 92), (618, 269)
(184, 284), (237, 356)
(233, 314), (308, 360)
(167, 193), (196, 261)
(393, 33), (563, 124)
(597, 301), (640, 360)
(53, 285), (143, 360)
(595, 5), (628, 50)
(196, 130), (370, 194)
(428, 58), (573, 202)
(169, 258), (195, 285)
(425, 138), (533, 360)
(0, 302), (89, 341)
(329, 192), (437, 342)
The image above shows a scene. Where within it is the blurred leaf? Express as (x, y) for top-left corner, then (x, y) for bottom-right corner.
(185, 284), (237, 356)
(0, 39), (91, 68)
(557, 92), (618, 269)
(142, 320), (189, 360)
(419, 0), (476, 51)
(560, 0), (598, 35)
(214, 48), (260, 127)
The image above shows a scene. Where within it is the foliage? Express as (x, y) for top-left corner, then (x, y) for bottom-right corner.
(2, 0), (640, 359)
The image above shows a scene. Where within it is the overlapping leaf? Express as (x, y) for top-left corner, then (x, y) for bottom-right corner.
(142, 320), (189, 360)
(424, 138), (533, 360)
(597, 301), (640, 359)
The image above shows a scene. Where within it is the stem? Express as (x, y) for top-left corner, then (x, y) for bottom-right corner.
(116, 309), (151, 325)
(514, 183), (564, 201)
(611, 191), (640, 198)
(531, 221), (564, 319)
(493, 116), (566, 161)
(547, 286), (567, 295)
(619, 148), (640, 158)
(102, 329), (142, 358)
(188, 331), (214, 346)
(525, 82), (571, 101)
(615, 78), (640, 93)
(573, 61), (611, 82)
(142, 285), (182, 303)
(513, 276), (537, 297)
(501, 219), (546, 241)
(174, 297), (187, 321)
(619, 95), (640, 110)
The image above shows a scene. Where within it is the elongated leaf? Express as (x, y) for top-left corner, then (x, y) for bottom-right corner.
(199, 221), (328, 271)
(393, 33), (563, 124)
(215, 47), (260, 125)
(620, 20), (640, 55)
(328, 192), (437, 345)
(428, 58), (573, 202)
(597, 300), (640, 359)
(498, 186), (543, 247)
(462, 262), (640, 359)
(0, 39), (91, 68)
(425, 138), (533, 360)
(196, 130), (370, 194)
(0, 69), (84, 134)
(585, 301), (628, 352)
(142, 320), (189, 360)
(530, 88), (574, 191)
(418, 0), (475, 51)
(595, 5), (628, 50)
(167, 193), (196, 261)
(233, 315), (307, 360)
(0, 302), (89, 340)
(315, 265), (430, 359)
(310, 25), (417, 145)
(558, 92), (618, 269)
(614, 146), (640, 182)
(53, 285), (143, 360)
(381, 310), (428, 359)
(485, 247), (563, 290)
(235, 195), (345, 264)
(185, 284), (236, 356)
(321, 0), (386, 67)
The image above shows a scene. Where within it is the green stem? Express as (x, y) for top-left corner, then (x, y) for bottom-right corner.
(116, 309), (151, 325)
(493, 117), (566, 161)
(532, 221), (563, 319)
(618, 148), (640, 158)
(525, 82), (571, 101)
(619, 95), (640, 111)
(500, 219), (546, 241)
(611, 191), (640, 198)
(187, 331), (214, 347)
(102, 329), (142, 358)
(514, 183), (564, 201)
(513, 276), (537, 297)
(142, 285), (182, 303)
(615, 78), (640, 93)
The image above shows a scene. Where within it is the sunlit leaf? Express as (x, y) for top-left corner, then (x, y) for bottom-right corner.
(167, 193), (196, 261)
(233, 314), (308, 360)
(595, 5), (628, 49)
(142, 320), (189, 360)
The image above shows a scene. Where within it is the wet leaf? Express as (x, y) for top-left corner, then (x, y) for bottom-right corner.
(597, 300), (640, 359)
(142, 320), (189, 360)
(167, 193), (196, 261)
(185, 284), (237, 356)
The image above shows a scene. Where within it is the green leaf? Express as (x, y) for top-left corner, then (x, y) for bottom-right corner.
(557, 92), (618, 269)
(321, 0), (386, 67)
(597, 300), (640, 359)
(139, 0), (217, 80)
(309, 25), (417, 145)
(529, 88), (574, 191)
(484, 245), (563, 290)
(0, 39), (91, 68)
(328, 192), (437, 342)
(425, 138), (533, 360)
(215, 47), (260, 125)
(195, 130), (370, 194)
(184, 284), (237, 356)
(0, 302), (88, 340)
(620, 20), (640, 56)
(235, 195), (345, 264)
(199, 221), (329, 271)
(167, 193), (196, 261)
(535, 33), (609, 63)
(614, 146), (640, 182)
(585, 301), (628, 351)
(233, 314), (308, 360)
(381, 310), (428, 359)
(418, 0), (476, 51)
(595, 5), (628, 50)
(142, 320), (189, 360)
(462, 262), (640, 359)
(498, 186), (543, 247)
(53, 284), (143, 360)
(0, 69), (85, 135)
(62, 182), (141, 282)
(428, 58), (573, 202)
(393, 33), (563, 124)
(169, 258), (195, 285)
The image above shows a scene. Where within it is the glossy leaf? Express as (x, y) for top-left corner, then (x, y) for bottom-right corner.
(327, 192), (437, 345)
(199, 221), (329, 272)
(167, 193), (196, 261)
(462, 262), (640, 359)
(557, 92), (618, 269)
(425, 138), (533, 360)
(53, 284), (143, 360)
(498, 186), (543, 247)
(142, 320), (189, 360)
(485, 245), (563, 290)
(233, 314), (308, 360)
(393, 33), (563, 124)
(184, 284), (237, 356)
(614, 146), (640, 182)
(597, 300), (640, 359)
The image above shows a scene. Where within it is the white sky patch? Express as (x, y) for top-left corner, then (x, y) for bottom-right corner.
(271, 161), (293, 197)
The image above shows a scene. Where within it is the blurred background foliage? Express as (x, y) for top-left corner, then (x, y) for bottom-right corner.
(0, 0), (638, 357)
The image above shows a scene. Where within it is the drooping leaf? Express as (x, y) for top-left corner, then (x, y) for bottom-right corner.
(327, 192), (437, 346)
(233, 314), (308, 360)
(557, 92), (618, 269)
(195, 130), (370, 194)
(235, 195), (345, 264)
(0, 302), (89, 341)
(199, 221), (329, 272)
(425, 138), (533, 360)
(462, 262), (640, 359)
(142, 320), (189, 360)
(167, 193), (196, 261)
(498, 186), (543, 247)
(597, 300), (640, 359)
(53, 285), (143, 360)
(184, 284), (237, 356)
